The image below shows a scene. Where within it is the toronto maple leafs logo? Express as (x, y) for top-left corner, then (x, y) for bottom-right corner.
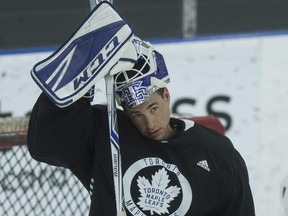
(123, 157), (192, 216)
(137, 168), (181, 215)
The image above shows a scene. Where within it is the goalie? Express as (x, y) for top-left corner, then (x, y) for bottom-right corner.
(27, 2), (255, 215)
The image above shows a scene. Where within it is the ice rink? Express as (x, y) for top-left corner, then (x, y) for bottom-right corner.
(1, 32), (288, 215)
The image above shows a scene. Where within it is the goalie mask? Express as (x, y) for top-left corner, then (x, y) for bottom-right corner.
(114, 38), (170, 108)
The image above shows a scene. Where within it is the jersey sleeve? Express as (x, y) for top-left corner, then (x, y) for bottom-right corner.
(27, 93), (96, 189)
(215, 150), (255, 216)
(189, 123), (255, 215)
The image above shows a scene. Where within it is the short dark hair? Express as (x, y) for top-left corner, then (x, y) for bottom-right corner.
(155, 88), (165, 98)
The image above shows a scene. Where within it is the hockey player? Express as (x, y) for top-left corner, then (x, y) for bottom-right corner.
(27, 2), (255, 215)
(28, 38), (255, 215)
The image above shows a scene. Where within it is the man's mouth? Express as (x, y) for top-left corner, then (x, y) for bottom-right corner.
(148, 129), (161, 138)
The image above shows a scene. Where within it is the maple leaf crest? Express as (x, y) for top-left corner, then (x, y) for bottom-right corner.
(137, 168), (181, 215)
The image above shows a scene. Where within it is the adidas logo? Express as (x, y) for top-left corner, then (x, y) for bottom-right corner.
(89, 178), (94, 196)
(197, 160), (210, 172)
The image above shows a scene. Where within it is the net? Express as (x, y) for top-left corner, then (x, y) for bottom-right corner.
(0, 117), (90, 216)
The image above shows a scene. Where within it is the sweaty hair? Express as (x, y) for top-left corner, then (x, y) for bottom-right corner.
(156, 88), (165, 98)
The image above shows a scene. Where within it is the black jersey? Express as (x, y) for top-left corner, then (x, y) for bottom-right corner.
(28, 93), (255, 216)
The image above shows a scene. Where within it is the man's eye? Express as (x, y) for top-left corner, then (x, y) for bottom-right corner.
(150, 106), (158, 112)
(132, 113), (141, 118)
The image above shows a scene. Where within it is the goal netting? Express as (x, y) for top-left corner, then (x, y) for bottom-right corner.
(0, 117), (90, 216)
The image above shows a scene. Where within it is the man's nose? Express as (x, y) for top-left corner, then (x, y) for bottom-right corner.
(145, 115), (155, 130)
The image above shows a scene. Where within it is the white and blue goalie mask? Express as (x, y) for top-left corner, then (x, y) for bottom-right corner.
(114, 38), (170, 108)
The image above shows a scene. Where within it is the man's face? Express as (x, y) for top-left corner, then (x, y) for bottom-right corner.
(124, 88), (173, 141)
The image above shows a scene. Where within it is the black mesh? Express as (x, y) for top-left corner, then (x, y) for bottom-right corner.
(0, 144), (90, 216)
(114, 55), (151, 86)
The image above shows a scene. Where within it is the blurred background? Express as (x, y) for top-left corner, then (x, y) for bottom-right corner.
(1, 0), (288, 50)
(1, 0), (288, 216)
